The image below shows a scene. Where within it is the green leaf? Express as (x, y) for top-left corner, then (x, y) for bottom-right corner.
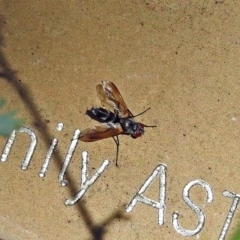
(0, 99), (24, 137)
(0, 99), (5, 108)
(0, 111), (24, 136)
(231, 225), (240, 240)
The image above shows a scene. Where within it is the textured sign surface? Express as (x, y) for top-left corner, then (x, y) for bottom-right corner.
(0, 1), (240, 239)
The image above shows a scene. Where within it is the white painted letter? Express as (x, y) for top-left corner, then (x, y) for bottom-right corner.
(58, 129), (81, 186)
(65, 151), (109, 206)
(39, 123), (64, 177)
(219, 191), (240, 240)
(1, 127), (37, 170)
(126, 164), (167, 225)
(39, 138), (58, 177)
(172, 179), (213, 236)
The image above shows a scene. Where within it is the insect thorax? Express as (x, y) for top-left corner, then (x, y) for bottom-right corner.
(119, 118), (144, 138)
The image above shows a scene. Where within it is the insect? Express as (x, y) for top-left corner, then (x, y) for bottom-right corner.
(79, 81), (156, 166)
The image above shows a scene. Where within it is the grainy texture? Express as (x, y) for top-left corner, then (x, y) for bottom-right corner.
(0, 1), (240, 239)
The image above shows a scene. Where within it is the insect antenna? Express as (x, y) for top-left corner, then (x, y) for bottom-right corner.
(142, 124), (157, 128)
(131, 107), (157, 128)
(130, 107), (151, 118)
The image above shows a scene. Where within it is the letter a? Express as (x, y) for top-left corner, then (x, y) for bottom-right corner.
(126, 164), (167, 225)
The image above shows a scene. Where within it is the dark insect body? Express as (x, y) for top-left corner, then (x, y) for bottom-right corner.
(80, 81), (156, 166)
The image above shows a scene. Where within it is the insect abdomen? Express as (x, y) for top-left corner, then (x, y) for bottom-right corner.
(86, 107), (117, 123)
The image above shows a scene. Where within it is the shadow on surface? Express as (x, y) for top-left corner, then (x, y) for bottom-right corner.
(0, 15), (128, 240)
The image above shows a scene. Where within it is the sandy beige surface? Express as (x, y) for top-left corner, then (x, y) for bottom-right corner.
(0, 1), (240, 239)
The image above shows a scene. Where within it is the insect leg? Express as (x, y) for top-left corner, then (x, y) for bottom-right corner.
(112, 135), (120, 167)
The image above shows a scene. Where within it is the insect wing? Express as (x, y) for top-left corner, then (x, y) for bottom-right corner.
(96, 83), (112, 109)
(96, 81), (132, 118)
(80, 124), (123, 142)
